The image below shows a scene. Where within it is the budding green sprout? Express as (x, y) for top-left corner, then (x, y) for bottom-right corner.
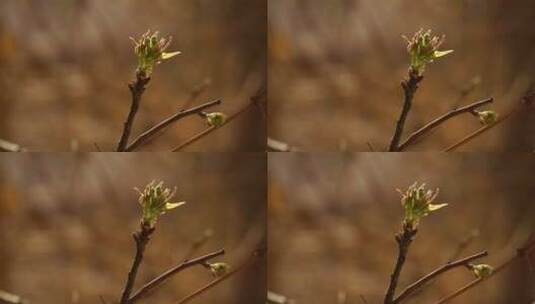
(469, 263), (494, 279)
(208, 262), (230, 278)
(205, 112), (227, 128)
(136, 180), (185, 228)
(404, 29), (453, 76)
(130, 30), (181, 77)
(475, 110), (498, 126)
(398, 182), (448, 229)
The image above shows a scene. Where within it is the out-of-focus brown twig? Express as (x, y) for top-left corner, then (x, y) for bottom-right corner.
(128, 249), (225, 303)
(267, 138), (300, 152)
(444, 93), (534, 152)
(0, 139), (25, 152)
(176, 247), (266, 304)
(172, 87), (266, 151)
(117, 73), (151, 151)
(393, 251), (488, 304)
(125, 99), (222, 151)
(398, 98), (494, 151)
(434, 236), (535, 304)
(0, 290), (28, 304)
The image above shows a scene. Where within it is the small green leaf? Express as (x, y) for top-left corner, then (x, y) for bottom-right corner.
(434, 50), (454, 58)
(428, 203), (448, 211)
(166, 201), (186, 210)
(161, 51), (182, 60)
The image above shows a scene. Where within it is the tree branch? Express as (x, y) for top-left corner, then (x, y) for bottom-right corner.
(388, 73), (424, 152)
(171, 87), (266, 152)
(117, 74), (151, 151)
(119, 224), (155, 304)
(398, 98), (494, 151)
(393, 251), (488, 304)
(128, 249), (225, 303)
(434, 236), (535, 304)
(125, 99), (222, 151)
(176, 247), (265, 304)
(384, 224), (418, 304)
(444, 92), (534, 152)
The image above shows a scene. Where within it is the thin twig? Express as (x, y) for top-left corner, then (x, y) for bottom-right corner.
(444, 92), (534, 151)
(125, 99), (222, 151)
(171, 87), (266, 152)
(117, 74), (151, 151)
(267, 138), (299, 152)
(176, 247), (265, 304)
(384, 224), (418, 304)
(0, 139), (25, 152)
(0, 290), (28, 304)
(388, 73), (424, 152)
(119, 224), (155, 304)
(393, 251), (488, 304)
(128, 249), (225, 303)
(434, 236), (535, 304)
(398, 98), (494, 151)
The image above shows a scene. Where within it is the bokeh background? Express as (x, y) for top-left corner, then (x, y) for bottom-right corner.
(269, 0), (535, 151)
(269, 153), (535, 303)
(0, 0), (266, 151)
(0, 153), (266, 303)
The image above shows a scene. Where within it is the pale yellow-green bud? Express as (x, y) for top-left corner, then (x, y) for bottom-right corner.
(475, 110), (498, 126)
(398, 182), (447, 229)
(470, 264), (494, 279)
(130, 30), (181, 77)
(208, 262), (230, 278)
(403, 29), (453, 76)
(206, 112), (227, 128)
(135, 180), (185, 228)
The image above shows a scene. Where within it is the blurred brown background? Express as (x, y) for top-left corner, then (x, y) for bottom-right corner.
(269, 153), (535, 303)
(0, 153), (266, 303)
(269, 0), (535, 151)
(0, 0), (266, 151)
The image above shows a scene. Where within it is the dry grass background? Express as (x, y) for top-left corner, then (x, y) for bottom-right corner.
(0, 153), (266, 303)
(0, 0), (266, 151)
(269, 0), (535, 151)
(269, 153), (535, 303)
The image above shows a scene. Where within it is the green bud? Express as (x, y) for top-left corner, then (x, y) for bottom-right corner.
(208, 262), (230, 278)
(135, 180), (185, 228)
(470, 264), (494, 279)
(475, 110), (498, 126)
(398, 182), (447, 229)
(206, 112), (227, 128)
(130, 30), (181, 77)
(404, 29), (453, 76)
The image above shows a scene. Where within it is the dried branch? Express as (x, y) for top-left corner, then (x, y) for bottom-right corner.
(125, 99), (222, 151)
(117, 74), (151, 151)
(434, 236), (535, 304)
(176, 247), (265, 304)
(172, 87), (266, 152)
(398, 98), (494, 151)
(119, 224), (155, 304)
(129, 249), (225, 303)
(393, 251), (488, 304)
(384, 224), (418, 304)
